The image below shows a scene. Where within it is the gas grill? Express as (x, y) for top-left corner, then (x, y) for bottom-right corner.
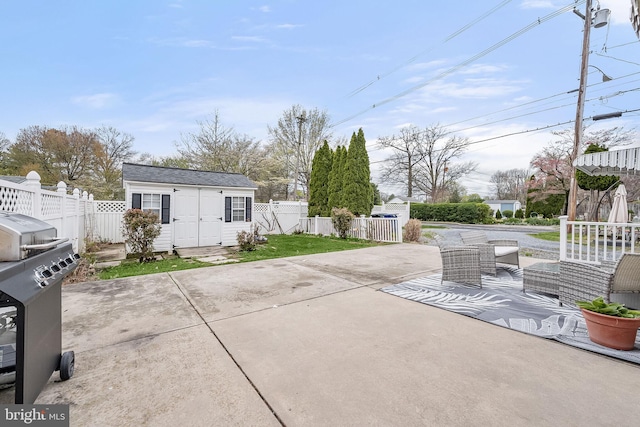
(0, 212), (79, 404)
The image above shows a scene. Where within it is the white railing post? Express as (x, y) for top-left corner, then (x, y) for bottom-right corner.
(315, 215), (319, 235)
(559, 215), (567, 261)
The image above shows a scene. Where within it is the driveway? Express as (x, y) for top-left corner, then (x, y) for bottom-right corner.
(1, 244), (639, 426)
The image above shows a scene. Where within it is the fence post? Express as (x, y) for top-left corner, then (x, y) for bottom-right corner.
(315, 215), (319, 235)
(559, 215), (568, 261)
(57, 181), (67, 239)
(25, 171), (41, 218)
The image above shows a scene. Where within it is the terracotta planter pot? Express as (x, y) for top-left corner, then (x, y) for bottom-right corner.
(580, 308), (640, 351)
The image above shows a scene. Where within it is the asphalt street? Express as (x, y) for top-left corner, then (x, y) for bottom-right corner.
(424, 223), (561, 260)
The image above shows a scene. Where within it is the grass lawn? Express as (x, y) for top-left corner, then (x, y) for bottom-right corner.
(235, 234), (382, 263)
(97, 234), (383, 279)
(529, 231), (561, 242)
(98, 257), (213, 280)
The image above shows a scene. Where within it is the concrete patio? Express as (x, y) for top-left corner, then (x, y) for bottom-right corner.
(2, 244), (639, 426)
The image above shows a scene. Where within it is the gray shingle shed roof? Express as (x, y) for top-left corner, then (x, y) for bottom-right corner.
(122, 163), (257, 189)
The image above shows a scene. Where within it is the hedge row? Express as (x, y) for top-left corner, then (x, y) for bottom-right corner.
(410, 203), (491, 224)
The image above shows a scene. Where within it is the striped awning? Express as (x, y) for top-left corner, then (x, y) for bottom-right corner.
(574, 146), (640, 176)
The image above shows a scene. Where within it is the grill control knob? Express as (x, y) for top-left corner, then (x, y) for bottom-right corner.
(58, 260), (68, 268)
(42, 269), (53, 278)
(51, 264), (61, 273)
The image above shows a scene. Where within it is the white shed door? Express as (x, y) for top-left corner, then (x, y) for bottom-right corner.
(173, 189), (199, 248)
(173, 188), (222, 248)
(199, 189), (222, 246)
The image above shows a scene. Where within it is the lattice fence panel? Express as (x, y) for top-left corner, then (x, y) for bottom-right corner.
(40, 193), (63, 218)
(0, 186), (33, 214)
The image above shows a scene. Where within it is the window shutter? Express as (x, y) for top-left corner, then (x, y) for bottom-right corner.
(225, 197), (231, 222)
(161, 194), (170, 224)
(132, 193), (141, 209)
(245, 197), (252, 222)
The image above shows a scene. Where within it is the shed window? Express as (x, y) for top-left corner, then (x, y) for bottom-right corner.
(142, 194), (161, 217)
(225, 196), (252, 222)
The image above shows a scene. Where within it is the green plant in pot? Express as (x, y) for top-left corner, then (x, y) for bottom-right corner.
(576, 297), (640, 351)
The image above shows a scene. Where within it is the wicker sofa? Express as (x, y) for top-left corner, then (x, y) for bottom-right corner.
(558, 253), (640, 307)
(460, 231), (520, 275)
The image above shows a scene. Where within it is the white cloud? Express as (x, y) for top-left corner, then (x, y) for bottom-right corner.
(71, 93), (118, 109)
(231, 35), (268, 43)
(276, 23), (303, 30)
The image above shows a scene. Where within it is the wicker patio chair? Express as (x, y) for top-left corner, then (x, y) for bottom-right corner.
(460, 230), (520, 271)
(440, 246), (482, 287)
(558, 253), (640, 307)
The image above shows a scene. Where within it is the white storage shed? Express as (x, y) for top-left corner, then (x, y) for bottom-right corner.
(122, 163), (257, 251)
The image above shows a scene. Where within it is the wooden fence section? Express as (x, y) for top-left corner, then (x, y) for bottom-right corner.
(0, 172), (93, 253)
(559, 215), (640, 264)
(298, 216), (402, 243)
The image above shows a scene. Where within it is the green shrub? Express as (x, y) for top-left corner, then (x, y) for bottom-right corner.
(502, 209), (513, 218)
(331, 207), (355, 239)
(122, 209), (161, 262)
(514, 208), (524, 219)
(495, 209), (502, 219)
(409, 202), (490, 224)
(503, 217), (523, 225)
(403, 218), (422, 242)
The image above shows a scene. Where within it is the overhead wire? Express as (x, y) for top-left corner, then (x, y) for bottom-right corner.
(331, 1), (586, 128)
(344, 0), (514, 99)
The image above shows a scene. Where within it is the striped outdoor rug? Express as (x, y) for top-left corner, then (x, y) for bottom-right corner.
(380, 267), (640, 365)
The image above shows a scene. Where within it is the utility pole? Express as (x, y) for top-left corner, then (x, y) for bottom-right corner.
(292, 113), (306, 201)
(568, 0), (593, 222)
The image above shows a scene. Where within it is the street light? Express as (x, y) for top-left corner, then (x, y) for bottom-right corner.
(589, 65), (613, 82)
(567, 0), (610, 223)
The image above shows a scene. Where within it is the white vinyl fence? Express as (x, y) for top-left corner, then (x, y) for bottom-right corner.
(93, 200), (126, 243)
(559, 215), (640, 264)
(254, 200), (308, 234)
(298, 216), (402, 243)
(371, 202), (411, 227)
(0, 172), (93, 253)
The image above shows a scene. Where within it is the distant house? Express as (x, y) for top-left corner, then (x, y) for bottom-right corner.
(122, 163), (257, 251)
(387, 195), (421, 204)
(484, 200), (522, 216)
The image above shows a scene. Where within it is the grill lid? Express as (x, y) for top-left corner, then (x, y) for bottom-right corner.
(0, 212), (60, 261)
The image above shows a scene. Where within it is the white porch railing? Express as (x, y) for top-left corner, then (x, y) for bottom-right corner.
(298, 216), (402, 243)
(559, 215), (640, 264)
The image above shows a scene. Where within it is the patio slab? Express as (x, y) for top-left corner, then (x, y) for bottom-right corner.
(213, 285), (640, 426)
(1, 244), (638, 425)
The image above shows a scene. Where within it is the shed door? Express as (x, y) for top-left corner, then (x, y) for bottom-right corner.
(173, 189), (199, 248)
(199, 189), (222, 246)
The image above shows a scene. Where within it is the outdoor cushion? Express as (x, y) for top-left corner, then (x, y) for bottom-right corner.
(495, 246), (519, 257)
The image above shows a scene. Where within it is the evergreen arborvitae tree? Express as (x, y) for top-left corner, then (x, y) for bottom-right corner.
(342, 128), (373, 216)
(328, 145), (346, 210)
(308, 140), (333, 217)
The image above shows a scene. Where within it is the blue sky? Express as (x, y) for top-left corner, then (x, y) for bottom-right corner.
(1, 0), (639, 197)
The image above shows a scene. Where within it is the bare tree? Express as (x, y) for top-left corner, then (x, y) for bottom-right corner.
(408, 124), (477, 202)
(267, 105), (333, 199)
(490, 168), (530, 203)
(92, 126), (137, 199)
(176, 111), (267, 179)
(377, 126), (426, 197)
(0, 131), (11, 173)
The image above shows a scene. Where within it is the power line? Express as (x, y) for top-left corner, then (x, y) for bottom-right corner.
(344, 0), (514, 99)
(331, 2), (584, 128)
